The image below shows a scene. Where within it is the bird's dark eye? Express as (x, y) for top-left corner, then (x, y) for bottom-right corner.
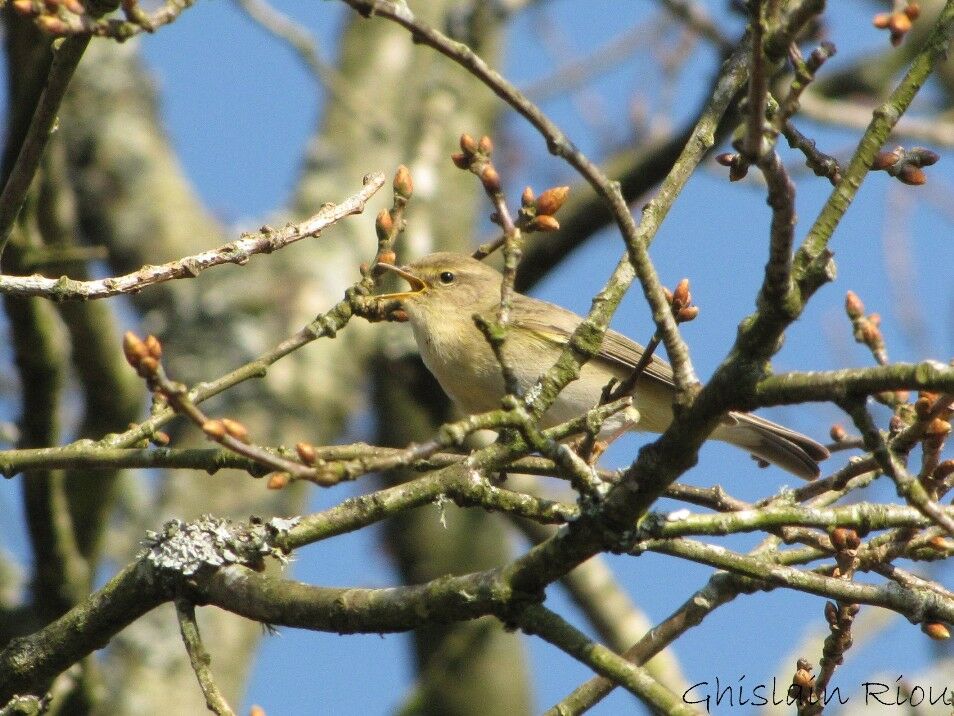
(439, 271), (455, 285)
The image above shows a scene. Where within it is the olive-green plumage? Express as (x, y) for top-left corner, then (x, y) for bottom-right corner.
(377, 252), (829, 479)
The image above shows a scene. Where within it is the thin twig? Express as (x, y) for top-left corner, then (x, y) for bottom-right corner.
(0, 174), (385, 299)
(174, 599), (236, 716)
(515, 604), (697, 715)
(0, 37), (90, 257)
(16, 0), (196, 40)
(742, 0), (768, 163)
(756, 151), (797, 313)
(841, 399), (954, 537)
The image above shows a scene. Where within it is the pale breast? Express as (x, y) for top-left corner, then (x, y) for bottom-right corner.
(409, 309), (674, 435)
(410, 313), (506, 413)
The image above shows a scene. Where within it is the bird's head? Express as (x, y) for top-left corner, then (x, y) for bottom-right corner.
(373, 252), (503, 322)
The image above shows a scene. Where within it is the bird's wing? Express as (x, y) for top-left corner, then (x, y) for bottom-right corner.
(507, 295), (676, 390)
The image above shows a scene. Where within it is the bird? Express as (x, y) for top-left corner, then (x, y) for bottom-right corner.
(374, 252), (829, 479)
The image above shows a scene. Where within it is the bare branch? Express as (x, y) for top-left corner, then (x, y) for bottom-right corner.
(175, 600), (236, 716)
(0, 174), (385, 300)
(0, 37), (89, 256)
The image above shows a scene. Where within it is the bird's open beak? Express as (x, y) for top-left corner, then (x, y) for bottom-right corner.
(373, 263), (427, 300)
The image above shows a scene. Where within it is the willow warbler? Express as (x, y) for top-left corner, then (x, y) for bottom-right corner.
(375, 252), (829, 479)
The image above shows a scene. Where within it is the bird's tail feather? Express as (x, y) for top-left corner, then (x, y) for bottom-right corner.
(714, 412), (830, 480)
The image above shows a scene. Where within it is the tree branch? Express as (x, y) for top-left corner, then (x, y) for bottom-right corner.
(0, 174), (385, 299)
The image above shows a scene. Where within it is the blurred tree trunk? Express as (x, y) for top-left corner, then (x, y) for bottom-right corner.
(303, 3), (532, 713)
(0, 1), (530, 714)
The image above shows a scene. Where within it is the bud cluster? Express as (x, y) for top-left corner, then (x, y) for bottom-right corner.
(873, 2), (920, 46)
(122, 331), (162, 379)
(916, 390), (953, 459)
(451, 134), (497, 192)
(715, 152), (749, 182)
(871, 145), (939, 186)
(519, 185), (569, 233)
(12, 0), (157, 36)
(11, 0), (85, 34)
(829, 527), (861, 576)
(790, 658), (815, 705)
(844, 291), (888, 366)
(454, 133), (571, 256)
(662, 278), (700, 323)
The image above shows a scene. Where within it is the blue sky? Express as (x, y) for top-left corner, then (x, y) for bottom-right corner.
(2, 1), (953, 713)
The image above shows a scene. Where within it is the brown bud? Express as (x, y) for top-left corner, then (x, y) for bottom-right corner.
(845, 291), (865, 319)
(250, 706), (267, 716)
(872, 150), (901, 170)
(144, 334), (162, 360)
(137, 356), (159, 377)
(728, 161), (749, 182)
(377, 250), (396, 268)
(872, 12), (892, 28)
(450, 152), (470, 170)
(296, 441), (317, 465)
(672, 278), (691, 309)
(911, 148), (940, 167)
(221, 418), (249, 443)
(830, 527), (851, 551)
(388, 308), (409, 322)
(925, 418), (951, 437)
(151, 431), (171, 447)
(480, 165), (501, 194)
(36, 14), (69, 33)
(266, 472), (290, 490)
(897, 164), (926, 185)
(676, 305), (699, 322)
(62, 0), (85, 13)
(535, 186), (570, 216)
(393, 165), (413, 199)
(904, 2), (920, 20)
(521, 186), (535, 208)
(122, 332), (149, 368)
(529, 215), (560, 232)
(914, 396), (933, 417)
(459, 133), (477, 155)
(859, 322), (882, 346)
(12, 0), (36, 16)
(889, 12), (912, 35)
(478, 135), (493, 155)
(824, 601), (838, 626)
(715, 152), (736, 167)
(830, 424), (847, 441)
(375, 209), (393, 241)
(202, 419), (227, 440)
(792, 668), (813, 690)
(922, 622), (951, 640)
(928, 535), (954, 551)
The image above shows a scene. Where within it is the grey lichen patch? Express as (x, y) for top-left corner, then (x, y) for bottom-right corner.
(141, 514), (301, 576)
